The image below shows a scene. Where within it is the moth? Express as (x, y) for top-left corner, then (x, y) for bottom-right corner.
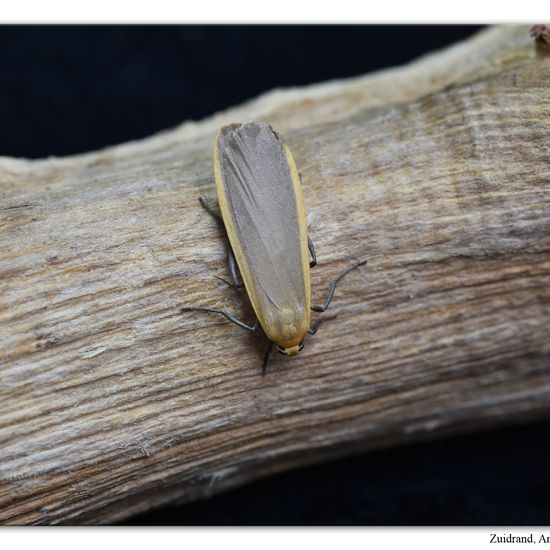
(182, 122), (365, 372)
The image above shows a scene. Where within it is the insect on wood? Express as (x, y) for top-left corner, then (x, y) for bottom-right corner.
(182, 122), (366, 373)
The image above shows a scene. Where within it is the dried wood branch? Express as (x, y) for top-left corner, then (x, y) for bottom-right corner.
(1, 25), (549, 525)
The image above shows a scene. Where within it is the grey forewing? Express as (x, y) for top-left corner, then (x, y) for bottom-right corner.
(218, 123), (306, 314)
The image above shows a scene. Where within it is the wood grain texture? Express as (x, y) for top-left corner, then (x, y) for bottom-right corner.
(1, 25), (550, 525)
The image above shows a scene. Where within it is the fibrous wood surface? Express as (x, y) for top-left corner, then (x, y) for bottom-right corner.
(1, 25), (549, 525)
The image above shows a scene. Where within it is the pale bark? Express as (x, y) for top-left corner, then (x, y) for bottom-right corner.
(1, 25), (549, 524)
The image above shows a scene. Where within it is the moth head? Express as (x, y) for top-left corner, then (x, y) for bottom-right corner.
(275, 341), (304, 356)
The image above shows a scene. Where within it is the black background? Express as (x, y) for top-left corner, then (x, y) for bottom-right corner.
(3, 25), (550, 526)
(1, 25), (486, 159)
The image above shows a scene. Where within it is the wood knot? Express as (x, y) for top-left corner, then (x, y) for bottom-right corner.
(530, 25), (550, 58)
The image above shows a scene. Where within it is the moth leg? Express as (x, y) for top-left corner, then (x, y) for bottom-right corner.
(311, 260), (367, 313)
(308, 315), (337, 335)
(214, 247), (245, 290)
(262, 341), (273, 376)
(297, 169), (316, 269)
(181, 306), (258, 333)
(198, 197), (245, 290)
(198, 196), (222, 223)
(297, 168), (317, 268)
(227, 246), (245, 288)
(308, 236), (317, 268)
